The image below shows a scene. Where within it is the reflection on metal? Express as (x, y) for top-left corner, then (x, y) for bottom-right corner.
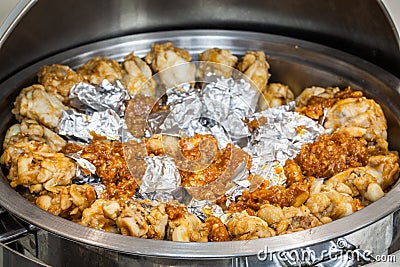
(0, 0), (37, 48)
(0, 211), (397, 266)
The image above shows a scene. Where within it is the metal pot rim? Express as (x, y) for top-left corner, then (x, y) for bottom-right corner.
(0, 29), (400, 258)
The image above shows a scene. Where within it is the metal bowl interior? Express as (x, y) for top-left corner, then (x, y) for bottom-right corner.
(0, 30), (400, 258)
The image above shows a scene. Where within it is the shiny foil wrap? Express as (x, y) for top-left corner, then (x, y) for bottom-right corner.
(245, 101), (326, 185)
(139, 156), (182, 202)
(156, 76), (258, 148)
(58, 109), (123, 142)
(69, 79), (130, 116)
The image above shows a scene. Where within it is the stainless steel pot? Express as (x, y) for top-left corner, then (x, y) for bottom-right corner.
(0, 1), (399, 266)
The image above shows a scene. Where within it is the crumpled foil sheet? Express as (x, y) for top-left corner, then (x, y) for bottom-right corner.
(69, 79), (130, 116)
(66, 152), (105, 197)
(58, 109), (135, 142)
(156, 76), (258, 148)
(139, 156), (182, 202)
(244, 101), (326, 186)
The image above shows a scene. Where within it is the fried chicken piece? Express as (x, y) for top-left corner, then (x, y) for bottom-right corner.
(294, 133), (368, 179)
(80, 139), (138, 202)
(144, 42), (195, 87)
(3, 119), (66, 152)
(276, 205), (320, 233)
(305, 179), (364, 220)
(229, 180), (311, 214)
(116, 200), (168, 240)
(121, 53), (156, 96)
(205, 216), (231, 242)
(324, 97), (387, 143)
(197, 48), (238, 78)
(36, 184), (96, 219)
(1, 141), (76, 193)
(296, 86), (340, 108)
(324, 153), (399, 202)
(226, 211), (275, 240)
(77, 56), (124, 84)
(284, 159), (305, 186)
(79, 199), (120, 233)
(237, 51), (270, 92)
(165, 202), (209, 242)
(259, 83), (294, 110)
(257, 204), (291, 234)
(144, 134), (181, 157)
(12, 85), (68, 129)
(37, 64), (82, 103)
(296, 87), (363, 120)
(179, 142), (251, 189)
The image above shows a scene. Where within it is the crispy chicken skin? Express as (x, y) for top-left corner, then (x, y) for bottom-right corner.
(12, 85), (68, 129)
(37, 64), (82, 103)
(197, 48), (238, 78)
(80, 199), (120, 233)
(77, 56), (124, 84)
(121, 53), (156, 96)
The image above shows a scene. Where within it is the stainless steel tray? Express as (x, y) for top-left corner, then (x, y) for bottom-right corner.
(0, 30), (399, 260)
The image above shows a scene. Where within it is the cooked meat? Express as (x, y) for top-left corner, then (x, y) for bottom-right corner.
(293, 133), (368, 178)
(1, 140), (76, 193)
(226, 211), (275, 240)
(37, 64), (82, 103)
(3, 118), (66, 152)
(80, 139), (139, 202)
(12, 85), (68, 129)
(237, 51), (270, 92)
(121, 52), (156, 96)
(168, 212), (208, 242)
(80, 199), (120, 233)
(296, 87), (363, 120)
(259, 83), (294, 110)
(205, 216), (231, 242)
(324, 97), (387, 142)
(77, 56), (124, 84)
(36, 184), (96, 219)
(116, 200), (168, 240)
(197, 48), (238, 78)
(144, 42), (195, 87)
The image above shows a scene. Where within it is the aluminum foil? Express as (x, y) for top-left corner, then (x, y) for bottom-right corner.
(155, 76), (258, 148)
(244, 101), (326, 186)
(69, 79), (130, 116)
(138, 156), (182, 202)
(58, 109), (128, 142)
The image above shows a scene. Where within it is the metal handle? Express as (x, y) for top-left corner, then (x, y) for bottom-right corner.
(0, 206), (28, 244)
